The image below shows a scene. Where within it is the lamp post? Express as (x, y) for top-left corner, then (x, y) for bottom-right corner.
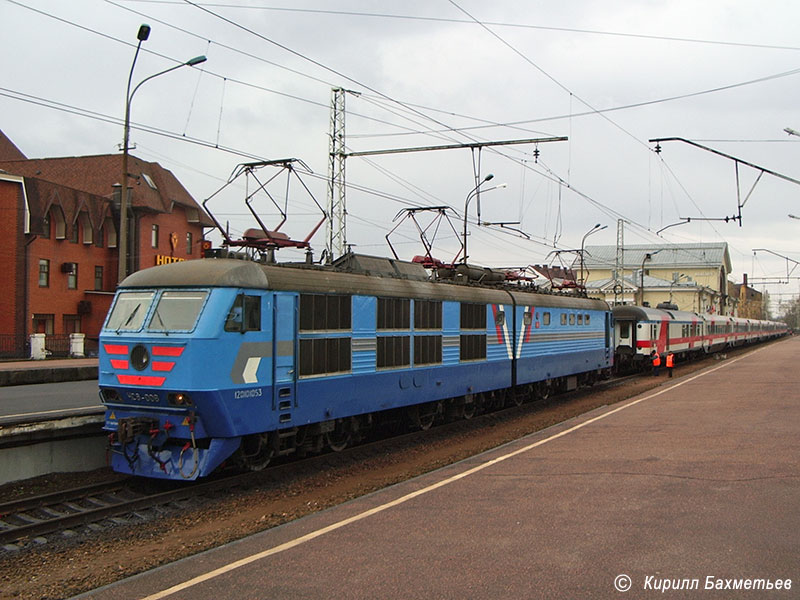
(462, 173), (493, 264)
(639, 249), (661, 306)
(669, 273), (688, 305)
(118, 24), (207, 283)
(579, 223), (607, 286)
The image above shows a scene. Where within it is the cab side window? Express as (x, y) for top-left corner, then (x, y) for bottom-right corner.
(225, 294), (261, 332)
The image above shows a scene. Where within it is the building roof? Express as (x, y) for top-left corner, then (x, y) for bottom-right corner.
(581, 243), (731, 273)
(0, 151), (213, 226)
(0, 129), (27, 161)
(585, 273), (699, 291)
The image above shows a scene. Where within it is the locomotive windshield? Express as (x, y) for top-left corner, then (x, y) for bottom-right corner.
(105, 290), (208, 333)
(106, 291), (155, 332)
(148, 291), (208, 332)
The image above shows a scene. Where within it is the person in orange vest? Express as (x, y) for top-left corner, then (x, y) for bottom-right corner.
(651, 350), (661, 376)
(666, 351), (675, 378)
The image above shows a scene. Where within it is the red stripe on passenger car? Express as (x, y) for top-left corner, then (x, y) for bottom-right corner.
(110, 359), (129, 369)
(152, 361), (175, 372)
(104, 344), (129, 355)
(152, 346), (184, 357)
(116, 374), (166, 386)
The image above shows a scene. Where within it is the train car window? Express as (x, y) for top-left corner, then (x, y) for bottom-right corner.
(561, 313), (567, 326)
(460, 334), (487, 361)
(377, 336), (410, 368)
(569, 314), (576, 326)
(224, 294), (261, 332)
(150, 291), (209, 332)
(460, 303), (485, 330)
(299, 294), (351, 331)
(105, 291), (155, 332)
(543, 312), (551, 326)
(523, 311), (532, 326)
(377, 297), (410, 330)
(495, 310), (505, 327)
(577, 314), (583, 325)
(299, 337), (351, 376)
(414, 300), (442, 330)
(585, 314), (590, 325)
(414, 335), (442, 365)
(619, 322), (630, 339)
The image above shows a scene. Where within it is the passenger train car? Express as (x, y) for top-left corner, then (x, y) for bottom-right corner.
(613, 304), (788, 369)
(99, 255), (613, 480)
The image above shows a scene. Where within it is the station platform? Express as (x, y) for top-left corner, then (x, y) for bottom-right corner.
(78, 337), (799, 599)
(0, 357), (97, 387)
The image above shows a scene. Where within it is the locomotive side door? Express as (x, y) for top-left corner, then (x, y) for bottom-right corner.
(273, 292), (297, 412)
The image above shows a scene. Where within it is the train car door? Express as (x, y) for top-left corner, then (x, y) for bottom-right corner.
(273, 293), (297, 413)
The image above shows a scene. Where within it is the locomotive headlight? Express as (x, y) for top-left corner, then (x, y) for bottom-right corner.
(99, 388), (120, 404)
(168, 392), (193, 407)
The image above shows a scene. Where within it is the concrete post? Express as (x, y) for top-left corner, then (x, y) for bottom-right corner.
(30, 333), (46, 360)
(69, 333), (86, 358)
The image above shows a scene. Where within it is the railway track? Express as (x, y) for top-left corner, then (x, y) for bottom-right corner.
(0, 370), (657, 549)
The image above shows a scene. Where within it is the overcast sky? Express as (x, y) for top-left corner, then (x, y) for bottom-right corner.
(2, 0), (799, 310)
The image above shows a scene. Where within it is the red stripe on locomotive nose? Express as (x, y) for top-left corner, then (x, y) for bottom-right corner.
(110, 359), (130, 369)
(104, 344), (129, 355)
(152, 361), (175, 372)
(116, 374), (166, 386)
(152, 346), (185, 357)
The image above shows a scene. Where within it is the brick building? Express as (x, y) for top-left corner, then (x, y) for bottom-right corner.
(0, 129), (212, 356)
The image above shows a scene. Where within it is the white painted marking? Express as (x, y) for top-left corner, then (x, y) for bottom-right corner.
(242, 357), (261, 384)
(1, 406), (102, 420)
(142, 348), (762, 600)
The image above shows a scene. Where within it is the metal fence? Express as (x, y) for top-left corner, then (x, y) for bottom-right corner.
(44, 334), (71, 358)
(0, 334), (29, 359)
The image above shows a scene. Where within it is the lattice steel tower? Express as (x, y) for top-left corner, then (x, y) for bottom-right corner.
(326, 87), (348, 262)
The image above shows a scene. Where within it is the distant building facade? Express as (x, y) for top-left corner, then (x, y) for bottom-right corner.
(579, 243), (736, 314)
(0, 129), (212, 356)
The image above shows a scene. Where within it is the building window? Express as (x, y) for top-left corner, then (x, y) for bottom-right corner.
(151, 224), (159, 248)
(32, 314), (54, 335)
(105, 218), (117, 248)
(67, 264), (78, 290)
(52, 207), (66, 239)
(69, 222), (79, 244)
(79, 213), (93, 245)
(63, 315), (81, 334)
(38, 259), (50, 287)
(41, 214), (51, 239)
(94, 266), (103, 291)
(186, 232), (193, 255)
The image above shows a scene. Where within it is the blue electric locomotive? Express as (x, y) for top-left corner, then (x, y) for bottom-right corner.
(99, 254), (613, 480)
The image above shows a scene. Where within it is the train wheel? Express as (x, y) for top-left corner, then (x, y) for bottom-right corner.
(506, 387), (525, 407)
(409, 402), (438, 430)
(325, 419), (352, 452)
(240, 432), (276, 471)
(534, 381), (551, 401)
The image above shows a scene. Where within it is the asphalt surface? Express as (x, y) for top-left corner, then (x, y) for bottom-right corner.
(76, 336), (799, 600)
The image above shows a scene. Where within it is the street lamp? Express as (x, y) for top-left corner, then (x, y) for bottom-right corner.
(579, 223), (607, 286)
(639, 249), (662, 306)
(462, 173), (494, 264)
(118, 24), (207, 283)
